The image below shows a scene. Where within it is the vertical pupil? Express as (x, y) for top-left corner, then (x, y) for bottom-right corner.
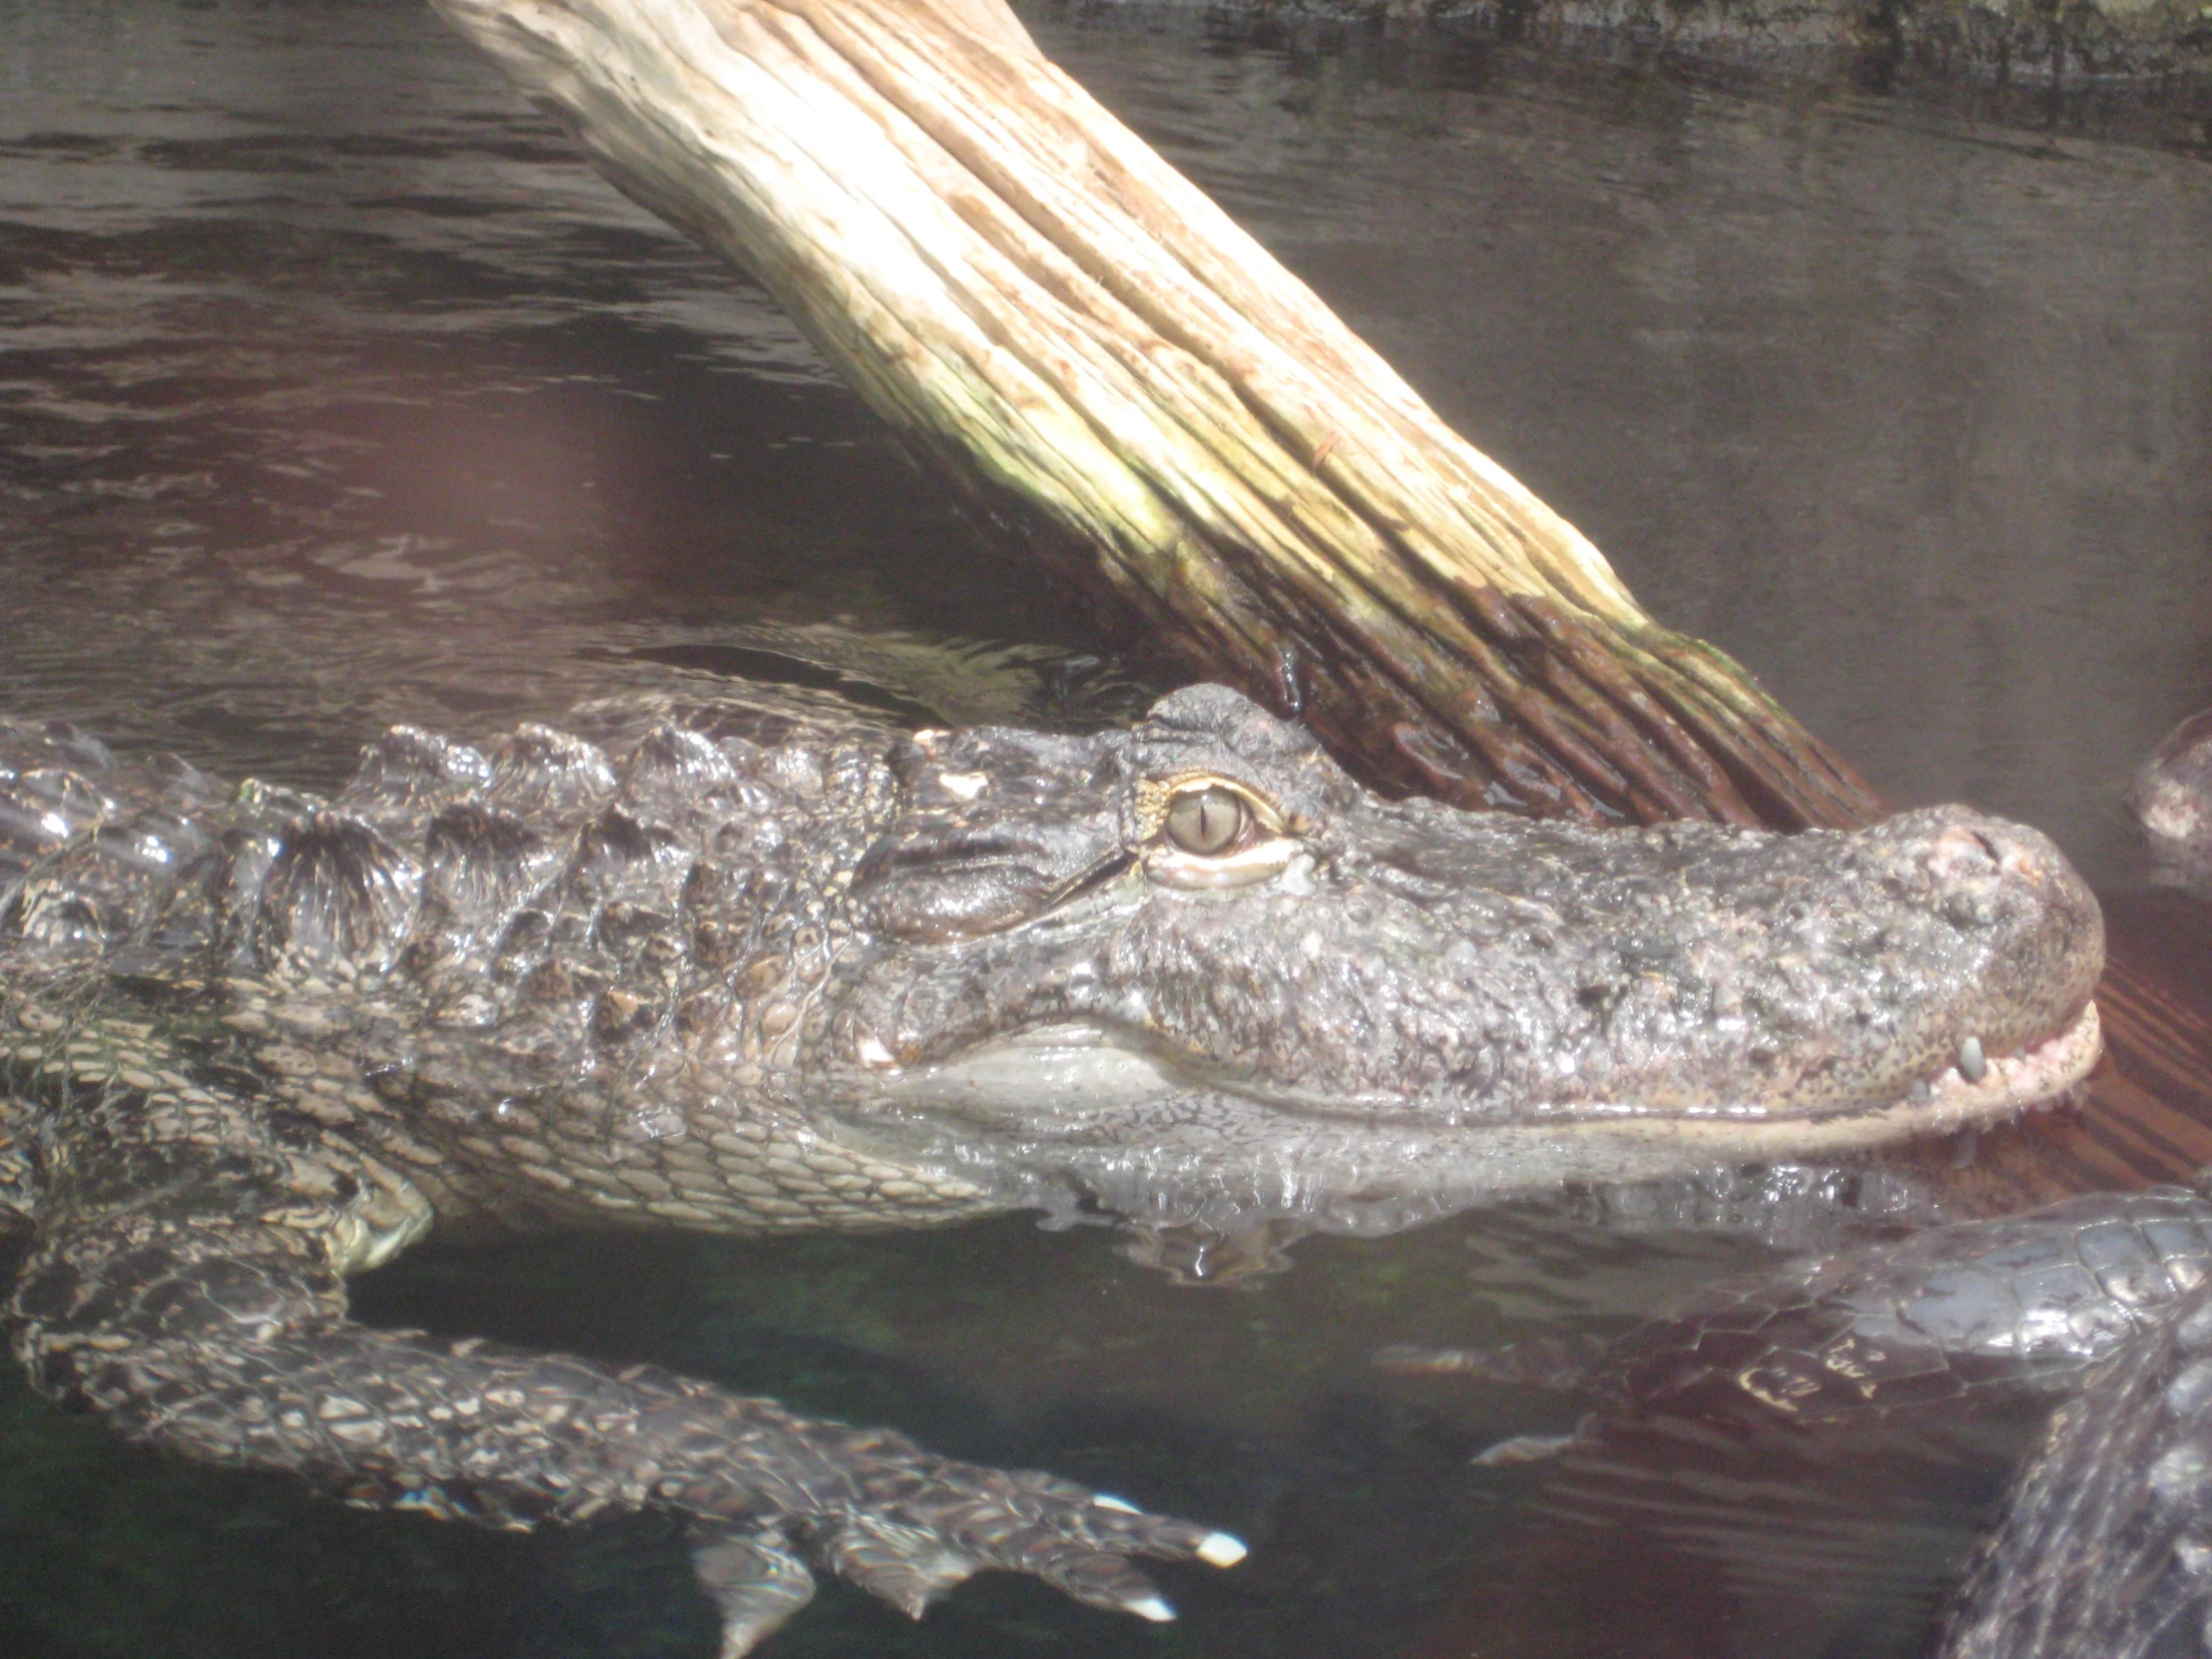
(1168, 787), (1245, 853)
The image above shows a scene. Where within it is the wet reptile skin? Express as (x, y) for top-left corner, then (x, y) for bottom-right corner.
(1383, 1188), (2212, 1420)
(1939, 1264), (2212, 1657)
(0, 684), (2104, 1648)
(1383, 1188), (2212, 1652)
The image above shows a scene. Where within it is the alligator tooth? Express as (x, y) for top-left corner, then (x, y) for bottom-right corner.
(1910, 1078), (1934, 1105)
(855, 1032), (896, 1070)
(1126, 1596), (1177, 1623)
(1957, 1035), (1987, 1084)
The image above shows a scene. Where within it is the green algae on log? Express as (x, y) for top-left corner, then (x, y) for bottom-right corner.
(430, 0), (1883, 831)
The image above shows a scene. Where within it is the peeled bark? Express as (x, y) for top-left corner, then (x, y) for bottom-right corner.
(430, 0), (1880, 830)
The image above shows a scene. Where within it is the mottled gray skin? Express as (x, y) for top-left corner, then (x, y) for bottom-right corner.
(1940, 1270), (2212, 1658)
(0, 684), (2103, 1649)
(2132, 707), (2212, 896)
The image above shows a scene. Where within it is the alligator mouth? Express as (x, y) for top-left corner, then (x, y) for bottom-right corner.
(870, 998), (2104, 1148)
(852, 1001), (2104, 1224)
(1534, 997), (2103, 1160)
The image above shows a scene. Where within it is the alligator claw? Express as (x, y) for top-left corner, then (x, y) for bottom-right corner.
(787, 1447), (1235, 1623)
(667, 1395), (1240, 1638)
(683, 1455), (1241, 1652)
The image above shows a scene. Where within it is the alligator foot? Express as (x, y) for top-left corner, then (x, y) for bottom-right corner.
(669, 1451), (1241, 1650)
(653, 1384), (1246, 1645)
(683, 1467), (1241, 1651)
(7, 1206), (1244, 1652)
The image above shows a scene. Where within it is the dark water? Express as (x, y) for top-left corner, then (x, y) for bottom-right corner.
(2, 1), (2209, 1655)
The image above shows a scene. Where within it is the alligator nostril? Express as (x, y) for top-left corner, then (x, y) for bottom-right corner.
(1925, 822), (2023, 889)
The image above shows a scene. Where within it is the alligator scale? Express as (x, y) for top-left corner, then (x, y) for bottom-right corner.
(0, 685), (2103, 1649)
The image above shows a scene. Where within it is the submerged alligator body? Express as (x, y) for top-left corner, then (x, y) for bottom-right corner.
(1942, 1263), (2212, 1657)
(0, 685), (2103, 1649)
(1383, 1188), (2212, 1653)
(1379, 1187), (2212, 1427)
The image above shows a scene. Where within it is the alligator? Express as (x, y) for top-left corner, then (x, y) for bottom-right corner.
(1376, 1186), (2212, 1437)
(0, 682), (2104, 1652)
(1940, 1248), (2212, 1657)
(1381, 1186), (2212, 1654)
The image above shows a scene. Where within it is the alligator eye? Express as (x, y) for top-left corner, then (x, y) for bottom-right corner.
(1163, 786), (1249, 856)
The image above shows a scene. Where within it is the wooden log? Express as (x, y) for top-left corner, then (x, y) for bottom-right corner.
(430, 0), (1880, 830)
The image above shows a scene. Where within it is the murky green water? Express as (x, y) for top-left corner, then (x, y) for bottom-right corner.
(2, 1), (2208, 1655)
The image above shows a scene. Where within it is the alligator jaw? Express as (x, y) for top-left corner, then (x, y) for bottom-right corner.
(1530, 997), (2102, 1165)
(881, 997), (2102, 1134)
(853, 997), (2103, 1227)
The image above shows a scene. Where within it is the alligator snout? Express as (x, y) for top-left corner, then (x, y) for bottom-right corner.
(1087, 771), (2106, 1154)
(1870, 807), (2103, 1062)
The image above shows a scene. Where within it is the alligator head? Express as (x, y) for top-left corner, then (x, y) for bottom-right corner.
(819, 686), (2103, 1235)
